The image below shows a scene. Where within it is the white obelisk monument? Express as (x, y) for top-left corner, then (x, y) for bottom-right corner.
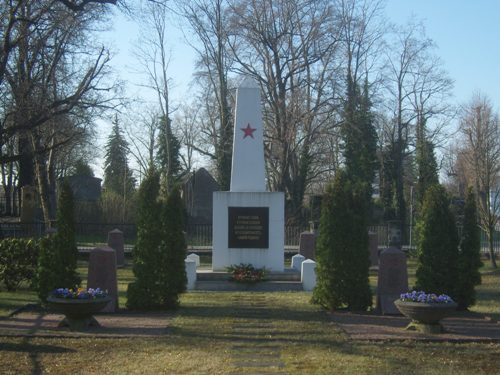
(212, 77), (285, 271)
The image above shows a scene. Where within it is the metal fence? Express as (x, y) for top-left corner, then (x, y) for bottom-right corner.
(0, 221), (45, 238)
(1, 221), (498, 256)
(185, 224), (308, 247)
(0, 196), (18, 216)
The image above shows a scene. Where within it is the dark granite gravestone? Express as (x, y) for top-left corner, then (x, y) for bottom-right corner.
(107, 229), (125, 266)
(87, 246), (118, 313)
(299, 232), (316, 260)
(376, 247), (408, 315)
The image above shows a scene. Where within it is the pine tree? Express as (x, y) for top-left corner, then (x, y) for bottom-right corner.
(312, 170), (372, 311)
(415, 184), (459, 298)
(456, 188), (483, 309)
(103, 116), (136, 196)
(159, 185), (187, 308)
(126, 168), (163, 309)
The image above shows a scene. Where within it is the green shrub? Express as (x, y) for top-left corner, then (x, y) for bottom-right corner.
(312, 170), (372, 311)
(456, 188), (483, 309)
(0, 238), (38, 291)
(415, 184), (459, 298)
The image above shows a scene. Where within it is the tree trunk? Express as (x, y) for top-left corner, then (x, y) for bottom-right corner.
(18, 136), (34, 188)
(47, 147), (57, 221)
(31, 133), (52, 226)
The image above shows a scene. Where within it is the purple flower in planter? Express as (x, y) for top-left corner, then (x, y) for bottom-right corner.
(51, 287), (108, 299)
(400, 291), (454, 304)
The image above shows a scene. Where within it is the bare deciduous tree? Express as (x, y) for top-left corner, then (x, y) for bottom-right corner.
(381, 21), (453, 239)
(133, 1), (178, 192)
(226, 0), (340, 223)
(178, 0), (233, 189)
(123, 105), (161, 181)
(458, 93), (499, 268)
(1, 1), (119, 224)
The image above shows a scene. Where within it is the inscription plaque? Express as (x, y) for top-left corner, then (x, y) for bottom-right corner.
(228, 207), (269, 248)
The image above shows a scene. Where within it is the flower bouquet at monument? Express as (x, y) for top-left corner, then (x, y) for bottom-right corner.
(227, 263), (267, 284)
(395, 291), (457, 334)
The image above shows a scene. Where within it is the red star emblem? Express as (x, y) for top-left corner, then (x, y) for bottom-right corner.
(241, 123), (256, 139)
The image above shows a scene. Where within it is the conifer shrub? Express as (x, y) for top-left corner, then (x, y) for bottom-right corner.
(158, 185), (187, 309)
(456, 188), (482, 309)
(415, 184), (459, 298)
(127, 169), (163, 309)
(36, 180), (80, 302)
(312, 170), (372, 311)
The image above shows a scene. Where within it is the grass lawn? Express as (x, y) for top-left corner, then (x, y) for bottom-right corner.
(0, 258), (499, 374)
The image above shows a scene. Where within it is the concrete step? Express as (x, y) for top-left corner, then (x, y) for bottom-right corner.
(197, 268), (301, 282)
(194, 280), (303, 291)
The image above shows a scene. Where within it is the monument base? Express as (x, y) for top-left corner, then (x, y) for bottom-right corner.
(212, 191), (284, 272)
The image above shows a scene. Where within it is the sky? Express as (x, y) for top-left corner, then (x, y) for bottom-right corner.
(92, 0), (500, 178)
(384, 0), (500, 107)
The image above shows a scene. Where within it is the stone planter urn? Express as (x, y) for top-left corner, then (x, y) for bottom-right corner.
(394, 299), (457, 334)
(47, 296), (111, 331)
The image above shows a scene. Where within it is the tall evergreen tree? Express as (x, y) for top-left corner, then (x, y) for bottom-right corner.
(313, 75), (375, 311)
(379, 144), (397, 220)
(159, 185), (187, 308)
(126, 168), (163, 309)
(456, 187), (482, 309)
(35, 235), (56, 302)
(157, 116), (183, 193)
(343, 77), (378, 203)
(103, 116), (136, 196)
(415, 119), (439, 209)
(53, 180), (80, 288)
(127, 170), (186, 310)
(313, 170), (372, 311)
(36, 180), (80, 302)
(415, 184), (459, 298)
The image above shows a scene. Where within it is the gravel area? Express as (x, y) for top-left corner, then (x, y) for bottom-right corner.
(330, 310), (500, 342)
(0, 310), (173, 338)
